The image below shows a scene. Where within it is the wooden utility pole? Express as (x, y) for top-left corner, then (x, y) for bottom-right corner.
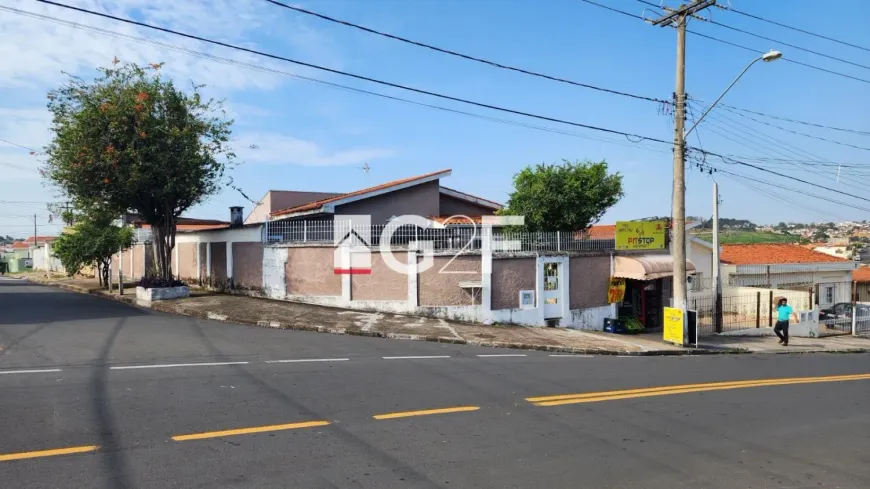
(651, 0), (717, 346)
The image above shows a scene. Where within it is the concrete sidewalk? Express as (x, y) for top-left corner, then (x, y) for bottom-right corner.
(16, 273), (869, 355)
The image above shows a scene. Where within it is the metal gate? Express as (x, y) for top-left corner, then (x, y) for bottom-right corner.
(543, 261), (562, 319)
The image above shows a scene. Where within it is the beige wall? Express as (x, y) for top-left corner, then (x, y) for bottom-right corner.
(245, 191), (342, 224)
(438, 193), (497, 218)
(131, 244), (144, 278)
(335, 180), (440, 224)
(286, 247), (341, 296)
(233, 242), (263, 289)
(177, 243), (197, 281)
(569, 256), (610, 309)
(351, 252), (408, 301)
(491, 258), (536, 310)
(209, 242), (227, 284)
(419, 255), (482, 306)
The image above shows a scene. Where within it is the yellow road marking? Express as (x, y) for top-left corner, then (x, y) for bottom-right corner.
(0, 445), (98, 462)
(529, 373), (870, 407)
(373, 406), (480, 420)
(171, 420), (331, 441)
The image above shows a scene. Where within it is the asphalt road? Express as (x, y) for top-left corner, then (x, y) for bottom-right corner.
(1, 278), (869, 489)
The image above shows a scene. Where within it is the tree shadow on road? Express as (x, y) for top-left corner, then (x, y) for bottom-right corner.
(91, 317), (135, 489)
(185, 316), (444, 488)
(0, 281), (148, 325)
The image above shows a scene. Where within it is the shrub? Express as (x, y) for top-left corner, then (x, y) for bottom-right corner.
(138, 277), (186, 288)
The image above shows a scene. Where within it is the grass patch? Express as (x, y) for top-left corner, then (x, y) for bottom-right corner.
(692, 230), (804, 244)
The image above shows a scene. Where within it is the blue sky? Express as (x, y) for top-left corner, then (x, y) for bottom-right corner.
(1, 0), (868, 238)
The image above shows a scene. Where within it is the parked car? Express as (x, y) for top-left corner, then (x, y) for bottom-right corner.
(819, 303), (870, 331)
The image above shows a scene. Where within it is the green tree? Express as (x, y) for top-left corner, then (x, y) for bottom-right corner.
(43, 61), (235, 280)
(52, 210), (133, 287)
(500, 160), (623, 232)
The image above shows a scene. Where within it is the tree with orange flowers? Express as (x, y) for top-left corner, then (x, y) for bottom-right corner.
(43, 61), (235, 280)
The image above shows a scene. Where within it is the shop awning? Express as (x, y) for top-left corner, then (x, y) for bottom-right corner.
(613, 255), (696, 281)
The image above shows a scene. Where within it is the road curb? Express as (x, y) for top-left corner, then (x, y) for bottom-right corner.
(22, 278), (868, 356)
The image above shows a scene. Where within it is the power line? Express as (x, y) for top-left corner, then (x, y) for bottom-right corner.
(715, 3), (870, 53)
(34, 0), (673, 146)
(712, 105), (870, 151)
(637, 0), (870, 70)
(25, 2), (870, 211)
(695, 149), (870, 204)
(705, 18), (870, 71)
(263, 0), (670, 105)
(686, 30), (870, 85)
(714, 167), (870, 215)
(1, 5), (672, 156)
(698, 101), (870, 137)
(579, 0), (870, 85)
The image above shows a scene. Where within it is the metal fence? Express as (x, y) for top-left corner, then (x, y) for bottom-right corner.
(690, 287), (814, 335)
(263, 220), (616, 252)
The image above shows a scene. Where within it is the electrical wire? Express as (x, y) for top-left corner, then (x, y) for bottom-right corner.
(705, 18), (870, 71)
(711, 103), (870, 137)
(695, 148), (870, 204)
(34, 1), (674, 147)
(715, 3), (870, 53)
(580, 0), (870, 85)
(638, 0), (869, 71)
(714, 167), (870, 215)
(713, 105), (870, 152)
(22, 2), (870, 210)
(687, 30), (870, 85)
(0, 5), (673, 156)
(263, 0), (670, 104)
(717, 171), (851, 222)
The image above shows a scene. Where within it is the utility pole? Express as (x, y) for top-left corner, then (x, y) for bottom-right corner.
(118, 213), (125, 295)
(652, 1), (716, 346)
(712, 182), (722, 333)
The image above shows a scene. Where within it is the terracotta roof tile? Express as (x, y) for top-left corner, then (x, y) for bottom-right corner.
(854, 267), (870, 283)
(271, 169), (451, 218)
(720, 243), (850, 265)
(428, 216), (483, 225)
(24, 236), (56, 243)
(11, 241), (30, 249)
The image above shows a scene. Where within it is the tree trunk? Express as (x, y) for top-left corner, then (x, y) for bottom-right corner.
(152, 215), (176, 280)
(97, 261), (103, 287)
(101, 259), (110, 289)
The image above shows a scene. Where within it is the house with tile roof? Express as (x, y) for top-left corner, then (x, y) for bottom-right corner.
(263, 169), (502, 225)
(855, 266), (870, 302)
(716, 243), (860, 308)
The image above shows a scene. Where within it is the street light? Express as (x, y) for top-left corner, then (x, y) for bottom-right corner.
(675, 49), (781, 343)
(685, 50), (782, 138)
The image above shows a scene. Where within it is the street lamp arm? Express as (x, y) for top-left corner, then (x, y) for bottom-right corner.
(684, 55), (763, 139)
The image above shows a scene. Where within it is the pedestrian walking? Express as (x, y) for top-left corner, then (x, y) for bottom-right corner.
(774, 298), (798, 346)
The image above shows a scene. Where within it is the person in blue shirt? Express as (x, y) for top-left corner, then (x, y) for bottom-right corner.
(774, 298), (798, 346)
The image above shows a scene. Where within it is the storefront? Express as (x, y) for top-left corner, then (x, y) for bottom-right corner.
(612, 254), (694, 330)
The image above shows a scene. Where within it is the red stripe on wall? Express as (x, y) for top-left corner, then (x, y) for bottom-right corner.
(334, 268), (372, 275)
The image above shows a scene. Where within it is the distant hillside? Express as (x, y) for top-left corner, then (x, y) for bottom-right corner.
(692, 230), (805, 244)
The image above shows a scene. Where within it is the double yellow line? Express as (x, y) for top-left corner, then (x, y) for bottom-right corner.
(527, 373), (870, 407)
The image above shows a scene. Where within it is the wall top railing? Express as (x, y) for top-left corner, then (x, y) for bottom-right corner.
(263, 220), (616, 253)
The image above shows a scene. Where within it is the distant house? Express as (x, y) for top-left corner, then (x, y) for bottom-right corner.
(855, 267), (870, 302)
(719, 243), (859, 308)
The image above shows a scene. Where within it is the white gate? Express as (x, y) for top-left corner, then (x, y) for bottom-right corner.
(543, 261), (562, 319)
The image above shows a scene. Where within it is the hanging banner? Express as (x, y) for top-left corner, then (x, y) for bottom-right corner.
(663, 307), (684, 345)
(607, 277), (627, 303)
(615, 220), (667, 250)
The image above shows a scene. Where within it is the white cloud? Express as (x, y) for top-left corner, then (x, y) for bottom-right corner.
(235, 132), (396, 167)
(0, 0), (343, 92)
